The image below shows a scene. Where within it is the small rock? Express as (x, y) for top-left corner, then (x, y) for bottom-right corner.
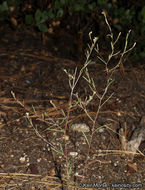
(19, 156), (26, 164)
(70, 123), (90, 132)
(98, 127), (105, 133)
(69, 152), (78, 157)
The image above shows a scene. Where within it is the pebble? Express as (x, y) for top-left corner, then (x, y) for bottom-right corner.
(70, 123), (90, 132)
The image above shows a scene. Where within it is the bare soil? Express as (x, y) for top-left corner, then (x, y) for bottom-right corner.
(0, 27), (144, 190)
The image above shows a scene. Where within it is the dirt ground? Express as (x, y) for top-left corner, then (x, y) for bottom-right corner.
(0, 27), (144, 190)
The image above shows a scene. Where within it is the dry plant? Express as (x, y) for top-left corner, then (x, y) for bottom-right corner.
(63, 11), (136, 186)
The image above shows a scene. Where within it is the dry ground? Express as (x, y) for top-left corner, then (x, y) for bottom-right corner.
(0, 28), (144, 189)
